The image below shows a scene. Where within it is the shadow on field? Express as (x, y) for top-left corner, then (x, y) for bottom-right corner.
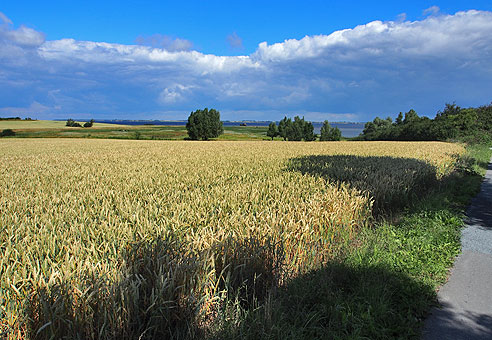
(212, 261), (435, 340)
(23, 235), (283, 340)
(287, 155), (439, 214)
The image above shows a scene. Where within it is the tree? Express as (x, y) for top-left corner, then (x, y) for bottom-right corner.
(66, 118), (82, 127)
(278, 117), (291, 141)
(0, 129), (15, 137)
(395, 112), (404, 125)
(84, 119), (95, 128)
(403, 109), (419, 124)
(186, 108), (223, 140)
(287, 116), (305, 141)
(266, 122), (278, 140)
(303, 120), (316, 141)
(320, 120), (341, 141)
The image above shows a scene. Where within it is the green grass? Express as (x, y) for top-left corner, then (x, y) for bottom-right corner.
(1, 121), (271, 141)
(208, 144), (492, 340)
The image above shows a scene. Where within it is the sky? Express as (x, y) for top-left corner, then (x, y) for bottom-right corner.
(1, 1), (492, 122)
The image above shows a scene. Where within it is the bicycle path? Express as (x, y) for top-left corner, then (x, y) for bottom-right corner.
(422, 158), (492, 339)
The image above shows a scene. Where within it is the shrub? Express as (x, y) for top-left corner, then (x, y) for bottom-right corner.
(0, 129), (15, 137)
(83, 119), (94, 128)
(66, 119), (82, 127)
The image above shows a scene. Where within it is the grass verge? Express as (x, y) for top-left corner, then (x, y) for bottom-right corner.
(210, 144), (492, 339)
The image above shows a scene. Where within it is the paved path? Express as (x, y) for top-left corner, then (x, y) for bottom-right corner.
(422, 158), (492, 339)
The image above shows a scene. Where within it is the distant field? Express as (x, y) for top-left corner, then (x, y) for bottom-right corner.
(0, 120), (271, 140)
(0, 139), (464, 339)
(0, 120), (129, 130)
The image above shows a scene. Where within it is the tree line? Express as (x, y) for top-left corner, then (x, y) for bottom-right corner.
(267, 117), (341, 141)
(66, 119), (94, 128)
(359, 103), (492, 144)
(185, 108), (342, 141)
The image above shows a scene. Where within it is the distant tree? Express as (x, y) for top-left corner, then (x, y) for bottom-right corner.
(0, 129), (15, 137)
(66, 118), (82, 127)
(403, 109), (419, 124)
(286, 116), (305, 141)
(395, 112), (404, 125)
(320, 120), (341, 141)
(186, 108), (223, 140)
(266, 122), (278, 140)
(303, 120), (316, 141)
(278, 117), (291, 141)
(83, 119), (95, 128)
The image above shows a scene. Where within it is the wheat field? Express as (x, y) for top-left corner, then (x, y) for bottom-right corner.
(0, 139), (464, 339)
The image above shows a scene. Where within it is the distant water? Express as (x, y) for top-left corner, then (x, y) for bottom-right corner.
(94, 120), (365, 138)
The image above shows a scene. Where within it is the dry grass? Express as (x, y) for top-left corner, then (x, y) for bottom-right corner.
(0, 139), (464, 339)
(0, 120), (128, 130)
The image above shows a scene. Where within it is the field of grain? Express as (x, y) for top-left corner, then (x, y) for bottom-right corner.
(0, 120), (128, 130)
(0, 139), (464, 339)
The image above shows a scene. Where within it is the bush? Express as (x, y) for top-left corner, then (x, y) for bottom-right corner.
(0, 129), (15, 137)
(66, 119), (82, 127)
(83, 119), (94, 128)
(186, 108), (223, 140)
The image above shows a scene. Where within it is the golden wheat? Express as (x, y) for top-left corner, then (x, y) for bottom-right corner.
(0, 139), (464, 339)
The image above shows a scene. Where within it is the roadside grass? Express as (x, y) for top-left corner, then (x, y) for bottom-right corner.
(210, 144), (492, 340)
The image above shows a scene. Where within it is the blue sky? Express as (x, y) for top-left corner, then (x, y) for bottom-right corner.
(1, 1), (492, 121)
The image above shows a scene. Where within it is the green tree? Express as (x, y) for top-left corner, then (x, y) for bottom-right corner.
(186, 108), (224, 140)
(395, 112), (404, 125)
(320, 120), (341, 141)
(287, 116), (304, 141)
(303, 121), (316, 141)
(278, 116), (291, 141)
(83, 119), (95, 128)
(266, 122), (278, 140)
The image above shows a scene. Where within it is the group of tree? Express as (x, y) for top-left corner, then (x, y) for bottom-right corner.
(359, 103), (492, 144)
(0, 117), (35, 121)
(267, 117), (341, 141)
(319, 121), (342, 141)
(66, 119), (94, 128)
(267, 116), (316, 141)
(184, 109), (344, 142)
(186, 108), (223, 140)
(0, 129), (15, 137)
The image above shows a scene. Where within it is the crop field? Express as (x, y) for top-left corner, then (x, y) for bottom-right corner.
(1, 121), (270, 141)
(0, 139), (465, 339)
(0, 120), (129, 130)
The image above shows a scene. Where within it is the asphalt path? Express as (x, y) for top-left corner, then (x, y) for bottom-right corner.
(422, 157), (492, 339)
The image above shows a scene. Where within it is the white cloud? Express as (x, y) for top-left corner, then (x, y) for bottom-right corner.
(159, 84), (193, 104)
(1, 10), (492, 121)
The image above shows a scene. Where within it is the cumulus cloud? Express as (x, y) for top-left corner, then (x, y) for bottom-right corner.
(1, 10), (492, 121)
(226, 32), (243, 50)
(135, 34), (193, 52)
